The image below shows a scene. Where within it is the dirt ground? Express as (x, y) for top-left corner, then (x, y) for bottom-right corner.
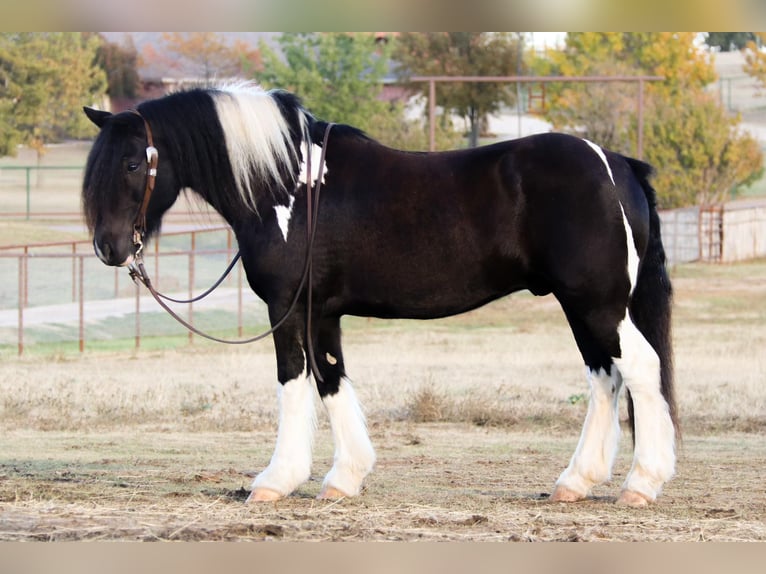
(0, 426), (764, 542)
(0, 261), (765, 541)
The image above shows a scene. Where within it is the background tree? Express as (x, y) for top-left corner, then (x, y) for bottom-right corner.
(143, 32), (261, 82)
(705, 32), (758, 52)
(0, 32), (107, 158)
(93, 33), (140, 100)
(394, 33), (523, 147)
(257, 33), (460, 151)
(533, 32), (762, 208)
(743, 32), (766, 89)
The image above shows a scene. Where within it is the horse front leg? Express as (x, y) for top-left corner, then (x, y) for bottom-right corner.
(314, 316), (376, 499)
(247, 318), (316, 502)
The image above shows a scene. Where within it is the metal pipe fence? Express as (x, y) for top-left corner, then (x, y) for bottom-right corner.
(3, 202), (765, 355)
(0, 226), (268, 356)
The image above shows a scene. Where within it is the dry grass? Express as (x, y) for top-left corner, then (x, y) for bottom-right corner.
(0, 259), (765, 540)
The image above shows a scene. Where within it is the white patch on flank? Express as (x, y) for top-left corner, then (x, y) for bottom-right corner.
(321, 378), (376, 496)
(273, 195), (296, 241)
(614, 314), (676, 502)
(582, 138), (615, 185)
(299, 141), (327, 186)
(251, 363), (317, 497)
(213, 83), (307, 213)
(554, 366), (623, 497)
(619, 203), (640, 295)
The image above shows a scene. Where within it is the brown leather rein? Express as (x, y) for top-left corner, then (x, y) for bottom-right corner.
(126, 109), (332, 381)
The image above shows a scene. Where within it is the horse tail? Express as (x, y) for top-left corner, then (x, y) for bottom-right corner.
(624, 158), (679, 445)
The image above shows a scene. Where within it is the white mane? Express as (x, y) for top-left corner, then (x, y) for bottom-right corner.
(213, 83), (307, 212)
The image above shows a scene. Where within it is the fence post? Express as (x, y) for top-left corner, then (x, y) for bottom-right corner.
(72, 243), (77, 302)
(23, 246), (29, 306)
(78, 256), (85, 353)
(135, 279), (141, 350)
(238, 261), (243, 337)
(25, 167), (31, 220)
(189, 232), (195, 344)
(18, 255), (24, 356)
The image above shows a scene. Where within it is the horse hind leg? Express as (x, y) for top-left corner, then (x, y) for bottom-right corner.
(551, 309), (624, 502)
(614, 313), (675, 506)
(315, 316), (376, 499)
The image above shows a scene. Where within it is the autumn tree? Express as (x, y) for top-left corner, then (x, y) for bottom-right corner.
(394, 33), (523, 147)
(743, 32), (766, 89)
(0, 32), (107, 157)
(257, 33), (460, 151)
(534, 32), (763, 208)
(144, 32), (261, 82)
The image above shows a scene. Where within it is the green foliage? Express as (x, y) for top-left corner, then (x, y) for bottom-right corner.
(704, 32), (758, 52)
(256, 33), (460, 151)
(532, 32), (763, 208)
(257, 33), (391, 132)
(93, 33), (140, 99)
(0, 33), (107, 157)
(394, 33), (523, 147)
(644, 93), (763, 207)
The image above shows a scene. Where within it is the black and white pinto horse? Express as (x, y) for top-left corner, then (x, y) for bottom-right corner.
(82, 83), (677, 506)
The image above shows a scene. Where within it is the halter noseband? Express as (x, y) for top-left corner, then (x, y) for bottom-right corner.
(130, 109), (159, 256)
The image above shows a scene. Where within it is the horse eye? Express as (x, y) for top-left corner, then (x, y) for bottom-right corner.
(127, 162), (140, 172)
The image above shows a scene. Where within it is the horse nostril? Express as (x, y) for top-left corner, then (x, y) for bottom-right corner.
(94, 237), (113, 264)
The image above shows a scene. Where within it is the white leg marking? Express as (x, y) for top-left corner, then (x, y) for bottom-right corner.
(251, 366), (317, 497)
(582, 139), (615, 185)
(321, 378), (376, 496)
(615, 315), (676, 501)
(273, 195), (296, 241)
(555, 366), (623, 496)
(299, 141), (328, 186)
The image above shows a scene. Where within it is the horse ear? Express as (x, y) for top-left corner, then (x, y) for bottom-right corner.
(83, 107), (112, 128)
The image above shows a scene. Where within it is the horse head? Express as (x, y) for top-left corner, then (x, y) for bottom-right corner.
(82, 107), (176, 267)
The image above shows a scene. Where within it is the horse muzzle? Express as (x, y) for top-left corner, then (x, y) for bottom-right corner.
(93, 235), (136, 267)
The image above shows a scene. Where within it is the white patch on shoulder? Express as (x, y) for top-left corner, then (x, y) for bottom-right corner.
(619, 203), (640, 294)
(582, 139), (615, 186)
(273, 195), (296, 241)
(299, 141), (327, 186)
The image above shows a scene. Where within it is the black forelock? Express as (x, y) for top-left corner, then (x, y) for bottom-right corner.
(82, 111), (145, 232)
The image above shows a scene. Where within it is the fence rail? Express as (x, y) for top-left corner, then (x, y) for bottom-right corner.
(0, 226), (268, 356)
(3, 199), (766, 355)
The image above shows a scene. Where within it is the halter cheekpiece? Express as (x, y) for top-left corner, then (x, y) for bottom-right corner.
(129, 109), (159, 257)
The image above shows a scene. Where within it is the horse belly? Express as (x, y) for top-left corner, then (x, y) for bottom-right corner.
(342, 250), (526, 320)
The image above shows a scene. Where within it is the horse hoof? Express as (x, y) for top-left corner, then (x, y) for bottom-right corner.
(616, 489), (652, 507)
(317, 486), (349, 500)
(246, 488), (283, 503)
(549, 485), (586, 502)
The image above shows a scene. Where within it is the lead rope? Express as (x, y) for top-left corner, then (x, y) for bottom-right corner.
(129, 122), (334, 383)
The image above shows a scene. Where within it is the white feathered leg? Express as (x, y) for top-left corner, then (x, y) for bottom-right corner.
(614, 315), (676, 506)
(318, 377), (376, 499)
(248, 368), (316, 501)
(551, 366), (623, 501)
